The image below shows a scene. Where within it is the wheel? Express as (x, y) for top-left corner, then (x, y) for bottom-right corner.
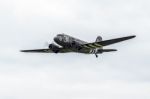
(95, 54), (98, 58)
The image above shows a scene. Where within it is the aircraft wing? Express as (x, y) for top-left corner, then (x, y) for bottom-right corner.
(82, 35), (136, 48)
(21, 49), (53, 53)
(21, 48), (72, 53)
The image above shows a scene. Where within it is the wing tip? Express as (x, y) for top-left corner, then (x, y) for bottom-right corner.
(20, 50), (28, 52)
(130, 35), (136, 38)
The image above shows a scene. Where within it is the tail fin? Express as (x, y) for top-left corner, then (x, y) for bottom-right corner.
(96, 36), (102, 42)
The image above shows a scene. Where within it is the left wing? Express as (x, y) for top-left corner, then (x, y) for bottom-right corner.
(21, 48), (72, 53)
(82, 35), (136, 49)
(21, 49), (53, 53)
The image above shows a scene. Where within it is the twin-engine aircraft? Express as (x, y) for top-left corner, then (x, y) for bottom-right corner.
(21, 34), (136, 58)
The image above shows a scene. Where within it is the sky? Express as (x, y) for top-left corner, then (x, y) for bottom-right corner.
(0, 0), (150, 99)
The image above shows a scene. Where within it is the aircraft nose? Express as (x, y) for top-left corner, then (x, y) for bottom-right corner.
(54, 37), (59, 42)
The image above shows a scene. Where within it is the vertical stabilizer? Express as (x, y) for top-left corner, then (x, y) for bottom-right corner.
(96, 36), (102, 42)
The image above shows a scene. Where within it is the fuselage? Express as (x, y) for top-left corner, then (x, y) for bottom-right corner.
(54, 34), (87, 45)
(54, 34), (92, 53)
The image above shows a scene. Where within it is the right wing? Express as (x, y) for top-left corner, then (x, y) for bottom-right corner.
(82, 35), (136, 49)
(97, 35), (136, 46)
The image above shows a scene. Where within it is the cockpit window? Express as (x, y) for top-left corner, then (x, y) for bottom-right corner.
(63, 35), (69, 42)
(56, 34), (69, 42)
(57, 35), (62, 41)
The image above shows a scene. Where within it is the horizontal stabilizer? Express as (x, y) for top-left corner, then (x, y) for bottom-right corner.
(101, 49), (117, 52)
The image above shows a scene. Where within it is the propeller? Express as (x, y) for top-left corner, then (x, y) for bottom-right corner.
(44, 41), (54, 48)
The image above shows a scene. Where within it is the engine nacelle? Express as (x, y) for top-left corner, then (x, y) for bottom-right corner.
(49, 43), (60, 53)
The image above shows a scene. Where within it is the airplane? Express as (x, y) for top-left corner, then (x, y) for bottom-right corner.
(21, 34), (136, 58)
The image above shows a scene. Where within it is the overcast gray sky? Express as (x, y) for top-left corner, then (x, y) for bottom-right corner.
(0, 0), (150, 99)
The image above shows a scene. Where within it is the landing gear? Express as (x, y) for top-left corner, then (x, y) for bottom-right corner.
(90, 49), (99, 58)
(95, 54), (98, 58)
